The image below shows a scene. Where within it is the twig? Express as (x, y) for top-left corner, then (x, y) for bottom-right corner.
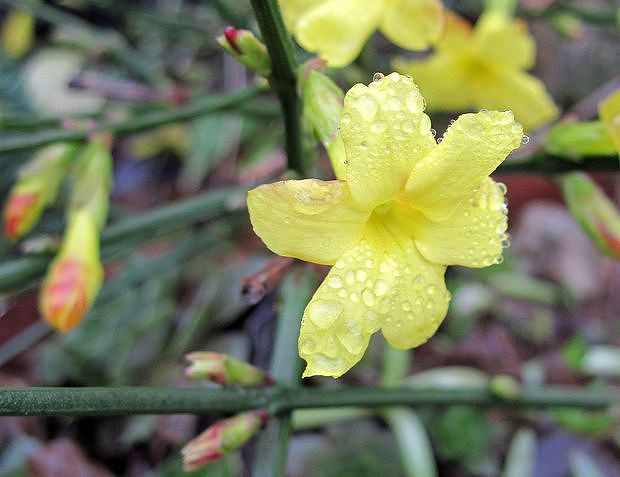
(0, 385), (617, 416)
(241, 257), (295, 305)
(249, 0), (304, 174)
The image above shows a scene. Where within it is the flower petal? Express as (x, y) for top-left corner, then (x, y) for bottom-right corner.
(471, 70), (558, 131)
(341, 72), (436, 209)
(299, 219), (449, 378)
(599, 89), (620, 152)
(247, 179), (369, 265)
(409, 178), (509, 267)
(279, 0), (328, 31)
(293, 0), (383, 67)
(380, 0), (444, 51)
(393, 54), (472, 111)
(406, 110), (522, 221)
(475, 15), (535, 70)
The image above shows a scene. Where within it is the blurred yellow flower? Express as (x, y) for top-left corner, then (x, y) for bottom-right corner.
(280, 0), (444, 67)
(248, 73), (522, 377)
(394, 10), (558, 130)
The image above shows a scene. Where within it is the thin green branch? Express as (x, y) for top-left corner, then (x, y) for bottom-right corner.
(249, 0), (304, 174)
(0, 385), (617, 416)
(251, 269), (317, 477)
(0, 87), (263, 155)
(0, 185), (248, 293)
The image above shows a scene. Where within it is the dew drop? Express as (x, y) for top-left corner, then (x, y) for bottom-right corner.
(370, 120), (387, 134)
(345, 271), (355, 286)
(497, 182), (507, 194)
(362, 289), (376, 306)
(426, 284), (437, 295)
(301, 339), (316, 354)
(350, 292), (360, 303)
(373, 72), (384, 82)
(338, 289), (347, 298)
(402, 301), (412, 311)
(328, 275), (343, 289)
(363, 310), (381, 332)
(364, 259), (375, 269)
(307, 300), (343, 329)
(521, 135), (530, 144)
(356, 269), (368, 282)
(430, 128), (437, 137)
(374, 279), (390, 297)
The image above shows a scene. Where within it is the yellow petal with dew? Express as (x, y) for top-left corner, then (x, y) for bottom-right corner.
(599, 89), (620, 153)
(380, 0), (444, 51)
(407, 178), (509, 267)
(299, 219), (449, 377)
(341, 72), (436, 209)
(294, 0), (383, 67)
(471, 69), (558, 131)
(247, 179), (369, 265)
(406, 110), (522, 221)
(393, 54), (472, 111)
(367, 214), (450, 349)
(475, 14), (535, 70)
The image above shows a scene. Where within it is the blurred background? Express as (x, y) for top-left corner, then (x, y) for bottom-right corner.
(0, 0), (619, 476)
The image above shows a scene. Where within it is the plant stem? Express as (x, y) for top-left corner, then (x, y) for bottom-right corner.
(0, 185), (248, 293)
(249, 0), (304, 174)
(0, 86), (262, 154)
(0, 385), (617, 416)
(251, 269), (316, 477)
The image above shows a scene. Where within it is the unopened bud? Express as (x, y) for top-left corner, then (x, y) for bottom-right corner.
(182, 410), (269, 471)
(185, 352), (273, 386)
(545, 121), (616, 160)
(549, 12), (585, 40)
(561, 172), (620, 259)
(70, 137), (113, 230)
(300, 66), (346, 178)
(217, 27), (271, 77)
(2, 9), (34, 59)
(40, 211), (103, 332)
(4, 143), (77, 241)
(599, 89), (620, 154)
(490, 374), (520, 400)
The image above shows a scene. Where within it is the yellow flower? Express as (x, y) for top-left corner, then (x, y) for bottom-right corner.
(280, 0), (444, 67)
(248, 73), (523, 377)
(394, 10), (558, 130)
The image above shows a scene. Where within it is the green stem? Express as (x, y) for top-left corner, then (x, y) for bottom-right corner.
(249, 0), (304, 174)
(0, 86), (262, 154)
(0, 385), (617, 416)
(497, 152), (620, 175)
(0, 185), (248, 293)
(251, 269), (316, 477)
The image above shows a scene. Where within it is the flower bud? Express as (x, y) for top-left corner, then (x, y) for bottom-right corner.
(561, 172), (620, 259)
(217, 27), (271, 77)
(40, 211), (103, 332)
(545, 121), (616, 160)
(185, 352), (274, 386)
(299, 66), (347, 178)
(2, 8), (34, 59)
(490, 374), (521, 399)
(4, 143), (77, 241)
(599, 89), (620, 153)
(182, 410), (269, 471)
(69, 137), (113, 230)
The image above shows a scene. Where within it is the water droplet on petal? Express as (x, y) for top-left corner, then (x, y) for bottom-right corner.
(307, 300), (343, 329)
(521, 135), (530, 144)
(373, 72), (385, 82)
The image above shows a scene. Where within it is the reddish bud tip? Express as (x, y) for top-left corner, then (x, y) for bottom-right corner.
(224, 26), (242, 54)
(4, 191), (39, 241)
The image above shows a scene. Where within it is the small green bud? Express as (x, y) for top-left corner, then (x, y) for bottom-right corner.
(561, 172), (620, 260)
(299, 64), (346, 178)
(490, 374), (520, 400)
(545, 121), (616, 160)
(217, 27), (271, 77)
(599, 89), (620, 154)
(185, 352), (274, 387)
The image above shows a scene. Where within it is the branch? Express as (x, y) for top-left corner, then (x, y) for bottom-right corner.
(0, 185), (249, 293)
(249, 0), (304, 174)
(0, 86), (264, 155)
(0, 385), (617, 416)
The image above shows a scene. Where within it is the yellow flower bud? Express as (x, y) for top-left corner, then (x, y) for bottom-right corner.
(40, 211), (103, 332)
(4, 143), (77, 241)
